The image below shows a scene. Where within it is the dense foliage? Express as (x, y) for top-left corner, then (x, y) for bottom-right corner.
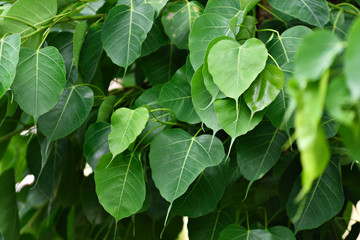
(0, 0), (360, 239)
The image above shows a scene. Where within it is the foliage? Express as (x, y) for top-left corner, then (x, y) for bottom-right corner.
(0, 0), (360, 239)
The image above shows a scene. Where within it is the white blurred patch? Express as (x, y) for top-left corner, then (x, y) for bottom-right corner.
(16, 174), (35, 192)
(83, 163), (93, 177)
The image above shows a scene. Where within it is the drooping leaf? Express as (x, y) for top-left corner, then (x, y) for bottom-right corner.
(158, 65), (201, 124)
(295, 30), (343, 82)
(95, 152), (146, 222)
(0, 34), (20, 98)
(189, 13), (234, 70)
(102, 3), (155, 68)
(219, 225), (273, 240)
(108, 107), (149, 157)
(287, 158), (344, 233)
(1, 0), (57, 49)
(208, 38), (268, 100)
(11, 47), (66, 121)
(97, 95), (117, 122)
(149, 128), (225, 203)
(73, 21), (88, 69)
(267, 0), (329, 27)
(140, 17), (168, 57)
(0, 169), (20, 240)
(161, 1), (203, 49)
(345, 16), (360, 100)
(244, 64), (284, 115)
(84, 122), (111, 170)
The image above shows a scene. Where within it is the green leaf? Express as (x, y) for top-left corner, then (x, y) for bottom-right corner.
(149, 128), (225, 203)
(145, 0), (168, 14)
(208, 38), (268, 100)
(161, 1), (203, 49)
(267, 226), (296, 240)
(236, 120), (288, 184)
(214, 98), (265, 139)
(244, 65), (284, 115)
(267, 0), (329, 27)
(219, 225), (273, 240)
(95, 152), (146, 222)
(102, 3), (154, 68)
(159, 65), (201, 124)
(38, 85), (94, 142)
(191, 66), (221, 132)
(188, 207), (236, 240)
(0, 169), (20, 240)
(345, 16), (360, 100)
(84, 122), (111, 170)
(140, 17), (168, 57)
(286, 158), (344, 233)
(73, 21), (88, 69)
(1, 0), (57, 49)
(108, 107), (149, 157)
(0, 34), (20, 98)
(338, 122), (360, 162)
(204, 0), (251, 19)
(11, 47), (66, 122)
(97, 95), (117, 122)
(295, 30), (343, 82)
(189, 13), (234, 70)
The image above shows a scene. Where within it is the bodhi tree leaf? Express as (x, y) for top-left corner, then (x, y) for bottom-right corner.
(267, 226), (296, 240)
(161, 1), (203, 49)
(38, 85), (94, 142)
(295, 30), (343, 82)
(149, 128), (225, 204)
(189, 13), (234, 71)
(84, 122), (111, 170)
(95, 152), (146, 222)
(244, 64), (284, 116)
(11, 47), (66, 122)
(140, 17), (168, 57)
(267, 0), (329, 27)
(286, 158), (344, 233)
(345, 16), (360, 100)
(73, 21), (88, 69)
(97, 95), (117, 122)
(204, 0), (241, 19)
(145, 0), (168, 14)
(0, 34), (20, 98)
(108, 107), (149, 157)
(102, 3), (154, 68)
(208, 38), (268, 102)
(219, 225), (273, 240)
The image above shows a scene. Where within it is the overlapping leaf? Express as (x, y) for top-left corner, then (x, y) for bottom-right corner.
(219, 225), (272, 240)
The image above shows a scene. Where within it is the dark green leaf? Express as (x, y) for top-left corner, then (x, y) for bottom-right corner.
(97, 95), (117, 122)
(73, 21), (88, 69)
(267, 226), (295, 240)
(219, 225), (272, 240)
(140, 17), (168, 57)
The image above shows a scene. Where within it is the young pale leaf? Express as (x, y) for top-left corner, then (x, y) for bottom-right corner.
(38, 85), (94, 142)
(95, 152), (146, 222)
(191, 66), (221, 132)
(345, 16), (360, 100)
(11, 47), (66, 122)
(244, 64), (284, 115)
(108, 107), (149, 157)
(84, 122), (111, 170)
(236, 120), (287, 185)
(267, 0), (329, 27)
(219, 225), (272, 240)
(287, 158), (344, 233)
(208, 38), (268, 100)
(0, 169), (20, 240)
(159, 65), (201, 124)
(161, 1), (203, 49)
(295, 30), (343, 82)
(149, 128), (225, 203)
(189, 13), (234, 70)
(102, 4), (154, 68)
(0, 34), (20, 98)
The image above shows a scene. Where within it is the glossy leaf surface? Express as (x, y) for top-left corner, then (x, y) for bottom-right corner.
(219, 225), (272, 240)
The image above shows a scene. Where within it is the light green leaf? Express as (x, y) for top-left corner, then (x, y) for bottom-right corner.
(102, 3), (154, 68)
(338, 122), (360, 163)
(244, 64), (284, 115)
(0, 169), (20, 240)
(108, 107), (149, 157)
(145, 0), (168, 14)
(295, 30), (343, 82)
(149, 128), (225, 203)
(159, 65), (201, 124)
(219, 225), (273, 240)
(11, 47), (66, 122)
(208, 38), (268, 100)
(38, 85), (94, 142)
(1, 0), (57, 49)
(267, 0), (329, 27)
(189, 13), (234, 70)
(191, 66), (221, 132)
(287, 158), (344, 233)
(161, 1), (203, 49)
(345, 16), (360, 100)
(95, 152), (146, 222)
(204, 0), (241, 19)
(0, 34), (20, 98)
(73, 21), (88, 69)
